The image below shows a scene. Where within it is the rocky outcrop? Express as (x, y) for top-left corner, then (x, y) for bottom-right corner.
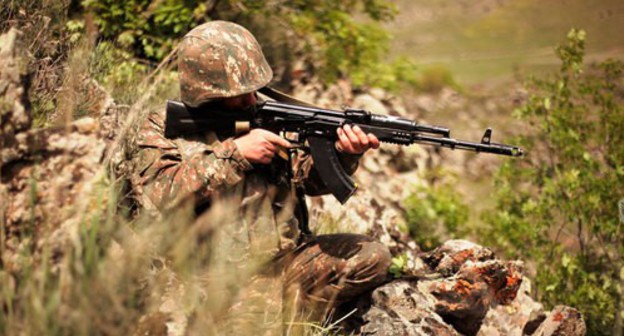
(356, 280), (461, 336)
(478, 277), (545, 336)
(532, 306), (586, 336)
(336, 240), (583, 336)
(0, 29), (121, 274)
(423, 243), (523, 335)
(1, 28), (31, 165)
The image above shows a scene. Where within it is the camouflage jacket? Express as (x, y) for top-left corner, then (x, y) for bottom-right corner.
(129, 107), (361, 257)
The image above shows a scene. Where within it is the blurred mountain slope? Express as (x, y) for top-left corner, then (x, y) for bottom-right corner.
(387, 0), (624, 85)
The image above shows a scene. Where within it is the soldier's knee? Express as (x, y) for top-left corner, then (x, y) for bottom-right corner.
(373, 242), (392, 272)
(358, 240), (392, 278)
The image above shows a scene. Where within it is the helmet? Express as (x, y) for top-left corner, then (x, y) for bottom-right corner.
(178, 21), (273, 108)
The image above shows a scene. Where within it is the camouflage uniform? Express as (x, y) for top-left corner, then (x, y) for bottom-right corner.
(128, 21), (391, 330)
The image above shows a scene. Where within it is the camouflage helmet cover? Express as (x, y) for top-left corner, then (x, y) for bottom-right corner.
(178, 21), (273, 107)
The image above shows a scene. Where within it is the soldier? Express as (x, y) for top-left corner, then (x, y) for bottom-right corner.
(129, 20), (391, 332)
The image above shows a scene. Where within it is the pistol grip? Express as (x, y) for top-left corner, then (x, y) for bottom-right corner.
(308, 136), (357, 204)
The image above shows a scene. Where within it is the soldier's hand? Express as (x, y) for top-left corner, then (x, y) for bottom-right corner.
(234, 129), (292, 164)
(336, 124), (380, 154)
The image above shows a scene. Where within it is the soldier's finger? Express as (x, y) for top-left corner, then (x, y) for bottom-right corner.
(368, 133), (380, 149)
(264, 140), (276, 153)
(253, 129), (275, 137)
(335, 141), (344, 152)
(343, 125), (360, 144)
(265, 132), (292, 149)
(353, 126), (370, 147)
(261, 151), (274, 164)
(343, 125), (363, 152)
(337, 128), (355, 153)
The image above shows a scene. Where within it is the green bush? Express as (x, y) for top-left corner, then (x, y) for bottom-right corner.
(82, 0), (411, 89)
(351, 56), (420, 92)
(82, 0), (205, 60)
(483, 29), (624, 334)
(404, 175), (469, 251)
(88, 41), (150, 104)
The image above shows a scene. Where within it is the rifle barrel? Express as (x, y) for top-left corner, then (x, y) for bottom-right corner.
(413, 134), (523, 157)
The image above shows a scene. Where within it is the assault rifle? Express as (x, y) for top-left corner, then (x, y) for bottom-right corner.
(165, 96), (523, 204)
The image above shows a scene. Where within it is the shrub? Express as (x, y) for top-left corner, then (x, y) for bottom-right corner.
(483, 29), (624, 334)
(404, 174), (469, 251)
(82, 0), (408, 89)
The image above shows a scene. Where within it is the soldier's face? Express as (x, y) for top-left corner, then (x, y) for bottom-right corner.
(220, 92), (257, 111)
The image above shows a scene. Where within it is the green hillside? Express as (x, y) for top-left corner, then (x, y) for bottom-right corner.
(388, 0), (624, 84)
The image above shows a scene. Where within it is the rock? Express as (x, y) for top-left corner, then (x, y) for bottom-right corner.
(368, 87), (387, 101)
(478, 277), (545, 336)
(352, 93), (389, 115)
(290, 80), (322, 105)
(439, 87), (463, 110)
(384, 144), (430, 174)
(523, 311), (548, 335)
(421, 259), (524, 335)
(355, 280), (461, 336)
(0, 29), (115, 274)
(531, 306), (586, 336)
(337, 240), (535, 336)
(1, 122), (108, 273)
(425, 239), (496, 276)
(291, 78), (353, 109)
(0, 28), (31, 166)
(310, 188), (420, 261)
(0, 25), (590, 336)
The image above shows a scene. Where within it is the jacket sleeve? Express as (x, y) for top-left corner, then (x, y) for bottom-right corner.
(292, 149), (362, 197)
(131, 110), (253, 211)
